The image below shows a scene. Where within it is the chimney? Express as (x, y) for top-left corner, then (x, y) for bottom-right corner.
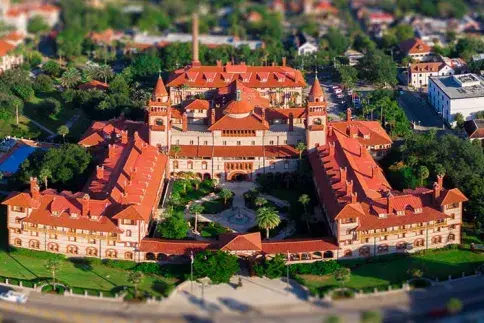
(437, 174), (444, 188)
(82, 194), (90, 217)
(346, 108), (352, 122)
(30, 177), (40, 200)
(346, 180), (353, 196)
(340, 167), (347, 183)
(192, 13), (199, 64)
(210, 108), (216, 125)
(371, 165), (378, 178)
(216, 60), (222, 67)
(133, 131), (139, 141)
(96, 165), (104, 180)
(288, 113), (294, 132)
(328, 125), (333, 137)
(351, 192), (358, 204)
(108, 144), (115, 158)
(282, 57), (286, 67)
(387, 192), (393, 214)
(261, 107), (266, 122)
(182, 112), (188, 132)
(329, 141), (335, 157)
(433, 182), (441, 202)
(121, 130), (128, 144)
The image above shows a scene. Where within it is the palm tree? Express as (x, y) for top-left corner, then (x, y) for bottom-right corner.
(171, 145), (181, 159)
(192, 177), (201, 190)
(298, 194), (311, 232)
(295, 142), (307, 160)
(57, 125), (69, 142)
(417, 165), (429, 187)
(435, 163), (446, 177)
(446, 297), (463, 314)
(45, 258), (62, 292)
(256, 207), (281, 239)
(218, 188), (232, 205)
(255, 197), (267, 208)
(60, 68), (81, 88)
(127, 271), (144, 298)
(179, 178), (191, 194)
(189, 203), (204, 233)
(39, 168), (51, 189)
(88, 65), (114, 83)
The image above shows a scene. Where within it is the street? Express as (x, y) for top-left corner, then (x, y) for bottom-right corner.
(398, 89), (446, 130)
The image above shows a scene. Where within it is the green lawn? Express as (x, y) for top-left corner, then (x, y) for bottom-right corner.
(299, 249), (484, 293)
(462, 222), (482, 247)
(0, 250), (177, 296)
(0, 115), (48, 140)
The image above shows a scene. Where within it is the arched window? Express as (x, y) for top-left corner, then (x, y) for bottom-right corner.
(377, 244), (388, 253)
(344, 250), (353, 257)
(202, 161), (208, 170)
(313, 118), (322, 125)
(448, 233), (455, 242)
(29, 239), (40, 249)
(86, 247), (98, 256)
(414, 239), (425, 247)
(359, 246), (370, 257)
(187, 161), (193, 169)
(105, 249), (117, 258)
(125, 230), (132, 237)
(155, 119), (164, 126)
(124, 252), (133, 260)
(67, 245), (78, 254)
(432, 235), (442, 244)
(48, 242), (59, 252)
(145, 252), (155, 261)
(14, 238), (22, 246)
(173, 161), (179, 169)
(323, 251), (334, 259)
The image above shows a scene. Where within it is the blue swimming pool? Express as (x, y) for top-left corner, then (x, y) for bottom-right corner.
(0, 146), (38, 174)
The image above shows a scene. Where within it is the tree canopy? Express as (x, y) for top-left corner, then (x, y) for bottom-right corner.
(193, 250), (239, 284)
(357, 49), (397, 87)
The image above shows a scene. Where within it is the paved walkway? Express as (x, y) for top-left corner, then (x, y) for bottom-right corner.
(47, 112), (80, 140)
(22, 114), (55, 136)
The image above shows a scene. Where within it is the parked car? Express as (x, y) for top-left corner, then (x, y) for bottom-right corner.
(336, 93), (345, 99)
(331, 84), (340, 90)
(0, 290), (28, 304)
(334, 88), (343, 94)
(347, 89), (353, 95)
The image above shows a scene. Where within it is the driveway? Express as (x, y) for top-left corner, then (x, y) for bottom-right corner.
(398, 89), (446, 130)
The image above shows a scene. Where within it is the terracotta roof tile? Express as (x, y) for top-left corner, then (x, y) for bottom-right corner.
(139, 238), (213, 254)
(261, 238), (338, 254)
(399, 38), (431, 55)
(219, 232), (262, 251)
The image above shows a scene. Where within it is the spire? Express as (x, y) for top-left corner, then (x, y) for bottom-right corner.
(153, 74), (168, 99)
(308, 77), (324, 102)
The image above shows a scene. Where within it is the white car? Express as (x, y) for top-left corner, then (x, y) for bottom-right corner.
(331, 85), (340, 90)
(0, 290), (28, 304)
(336, 93), (345, 99)
(334, 88), (343, 94)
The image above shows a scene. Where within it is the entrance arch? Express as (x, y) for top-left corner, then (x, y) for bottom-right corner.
(226, 171), (251, 182)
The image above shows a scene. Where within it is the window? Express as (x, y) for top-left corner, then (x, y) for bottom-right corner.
(203, 141), (208, 145)
(187, 162), (193, 169)
(223, 141), (227, 145)
(251, 141), (255, 145)
(173, 161), (179, 169)
(237, 141), (241, 145)
(15, 218), (21, 224)
(125, 252), (133, 260)
(108, 240), (116, 246)
(125, 230), (132, 237)
(14, 238), (22, 246)
(30, 231), (38, 237)
(269, 141), (274, 145)
(284, 161), (289, 169)
(202, 162), (207, 170)
(189, 140), (194, 145)
(49, 233), (57, 240)
(68, 236), (76, 242)
(88, 238), (96, 244)
(12, 206), (25, 212)
(269, 163), (275, 170)
(122, 219), (135, 225)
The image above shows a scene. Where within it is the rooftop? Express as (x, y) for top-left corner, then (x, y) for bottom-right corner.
(430, 74), (484, 99)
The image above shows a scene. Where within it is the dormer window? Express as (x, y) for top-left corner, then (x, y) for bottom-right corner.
(52, 211), (59, 216)
(12, 206), (25, 212)
(414, 208), (422, 214)
(70, 213), (79, 219)
(90, 216), (98, 221)
(397, 210), (405, 216)
(378, 213), (387, 218)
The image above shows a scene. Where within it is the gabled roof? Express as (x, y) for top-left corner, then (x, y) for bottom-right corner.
(330, 120), (393, 147)
(399, 38), (431, 55)
(219, 232), (262, 251)
(2, 192), (34, 208)
(409, 62), (445, 73)
(208, 113), (269, 131)
(184, 99), (210, 111)
(440, 188), (468, 206)
(78, 80), (109, 91)
(464, 119), (484, 139)
(112, 205), (144, 220)
(261, 238), (338, 254)
(153, 75), (168, 96)
(0, 40), (16, 57)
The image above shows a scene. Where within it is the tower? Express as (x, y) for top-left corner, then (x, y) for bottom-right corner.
(306, 77), (327, 150)
(148, 75), (171, 150)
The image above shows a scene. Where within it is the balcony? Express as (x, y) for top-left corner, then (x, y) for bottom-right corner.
(358, 222), (445, 240)
(33, 227), (118, 241)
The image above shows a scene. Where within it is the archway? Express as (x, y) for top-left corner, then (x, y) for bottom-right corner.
(227, 171), (250, 182)
(145, 252), (155, 261)
(323, 251), (334, 259)
(203, 173), (211, 180)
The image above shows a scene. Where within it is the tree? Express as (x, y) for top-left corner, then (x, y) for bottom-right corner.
(87, 65), (114, 83)
(361, 311), (382, 323)
(171, 145), (181, 160)
(357, 49), (397, 87)
(298, 194), (311, 232)
(336, 64), (358, 89)
(446, 298), (463, 314)
(109, 74), (130, 96)
(295, 142), (307, 160)
(158, 214), (189, 239)
(57, 125), (69, 142)
(42, 60), (61, 77)
(325, 315), (342, 323)
(60, 68), (81, 88)
(193, 250), (239, 284)
(45, 259), (62, 292)
(256, 207), (280, 239)
(189, 203), (204, 233)
(264, 254), (286, 279)
(39, 168), (51, 189)
(454, 112), (465, 129)
(254, 196), (267, 208)
(218, 188), (232, 205)
(41, 98), (61, 119)
(127, 271), (144, 297)
(130, 53), (161, 78)
(33, 74), (54, 93)
(28, 15), (49, 34)
(417, 165), (430, 186)
(333, 267), (351, 287)
(323, 27), (350, 55)
(434, 163), (446, 177)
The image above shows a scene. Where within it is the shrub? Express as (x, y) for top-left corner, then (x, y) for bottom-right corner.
(42, 60), (61, 77)
(253, 262), (266, 278)
(193, 250), (239, 284)
(265, 254), (286, 279)
(12, 84), (35, 102)
(41, 97), (61, 118)
(133, 262), (162, 275)
(289, 260), (341, 275)
(9, 247), (65, 260)
(33, 74), (54, 93)
(102, 259), (136, 270)
(28, 51), (43, 67)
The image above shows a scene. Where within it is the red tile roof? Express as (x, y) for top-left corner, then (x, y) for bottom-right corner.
(464, 120), (484, 139)
(219, 232), (262, 251)
(262, 238), (338, 254)
(168, 145), (298, 158)
(331, 120), (393, 147)
(439, 188), (468, 206)
(78, 80), (109, 91)
(224, 100), (255, 115)
(153, 75), (168, 96)
(265, 108), (306, 120)
(208, 113), (269, 131)
(139, 238), (213, 254)
(184, 99), (210, 110)
(309, 78), (324, 98)
(0, 40), (16, 57)
(167, 63), (306, 89)
(399, 38), (431, 55)
(409, 62), (444, 73)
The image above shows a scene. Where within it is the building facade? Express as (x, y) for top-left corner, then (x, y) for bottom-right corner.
(0, 39), (23, 73)
(428, 74), (484, 124)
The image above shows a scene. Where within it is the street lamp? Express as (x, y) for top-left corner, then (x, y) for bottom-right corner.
(198, 277), (211, 305)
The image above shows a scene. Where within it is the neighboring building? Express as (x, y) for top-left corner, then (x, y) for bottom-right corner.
(298, 42), (318, 56)
(464, 119), (484, 145)
(0, 0), (60, 34)
(78, 80), (109, 91)
(357, 8), (394, 38)
(0, 39), (23, 73)
(407, 62), (453, 88)
(428, 74), (484, 124)
(399, 38), (435, 62)
(344, 49), (364, 66)
(88, 29), (124, 45)
(472, 53), (484, 62)
(304, 0), (339, 16)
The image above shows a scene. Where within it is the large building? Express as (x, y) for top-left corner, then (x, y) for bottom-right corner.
(0, 0), (60, 34)
(428, 74), (484, 124)
(0, 16), (467, 263)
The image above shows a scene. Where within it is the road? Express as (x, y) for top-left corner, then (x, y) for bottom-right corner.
(1, 275), (484, 322)
(398, 89), (446, 130)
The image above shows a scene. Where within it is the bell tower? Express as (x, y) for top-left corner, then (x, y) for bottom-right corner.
(148, 75), (171, 150)
(306, 77), (327, 151)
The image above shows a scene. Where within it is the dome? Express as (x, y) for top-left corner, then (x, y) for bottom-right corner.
(224, 100), (255, 115)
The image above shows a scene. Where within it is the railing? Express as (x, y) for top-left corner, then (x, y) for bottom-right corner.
(359, 222), (446, 240)
(31, 227), (118, 241)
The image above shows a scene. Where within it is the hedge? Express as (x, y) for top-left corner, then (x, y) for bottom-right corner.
(289, 260), (341, 275)
(9, 247), (65, 260)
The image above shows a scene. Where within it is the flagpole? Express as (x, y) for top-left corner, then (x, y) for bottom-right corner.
(287, 250), (290, 294)
(190, 251), (194, 293)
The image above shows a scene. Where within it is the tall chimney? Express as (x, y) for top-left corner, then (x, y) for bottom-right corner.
(433, 182), (441, 202)
(346, 108), (352, 122)
(329, 141), (335, 157)
(121, 130), (128, 144)
(387, 192), (393, 214)
(210, 108), (216, 125)
(339, 167), (347, 183)
(108, 144), (115, 158)
(437, 174), (444, 188)
(346, 180), (353, 196)
(30, 177), (40, 200)
(82, 194), (90, 217)
(288, 112), (294, 131)
(182, 112), (188, 132)
(351, 192), (358, 204)
(192, 13), (199, 64)
(96, 165), (104, 180)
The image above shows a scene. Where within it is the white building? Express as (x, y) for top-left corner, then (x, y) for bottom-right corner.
(298, 42), (318, 56)
(428, 74), (484, 124)
(0, 0), (60, 34)
(344, 49), (364, 66)
(0, 39), (23, 73)
(408, 62), (454, 88)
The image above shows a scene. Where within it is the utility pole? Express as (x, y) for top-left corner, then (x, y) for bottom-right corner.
(190, 251), (194, 292)
(286, 251), (290, 294)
